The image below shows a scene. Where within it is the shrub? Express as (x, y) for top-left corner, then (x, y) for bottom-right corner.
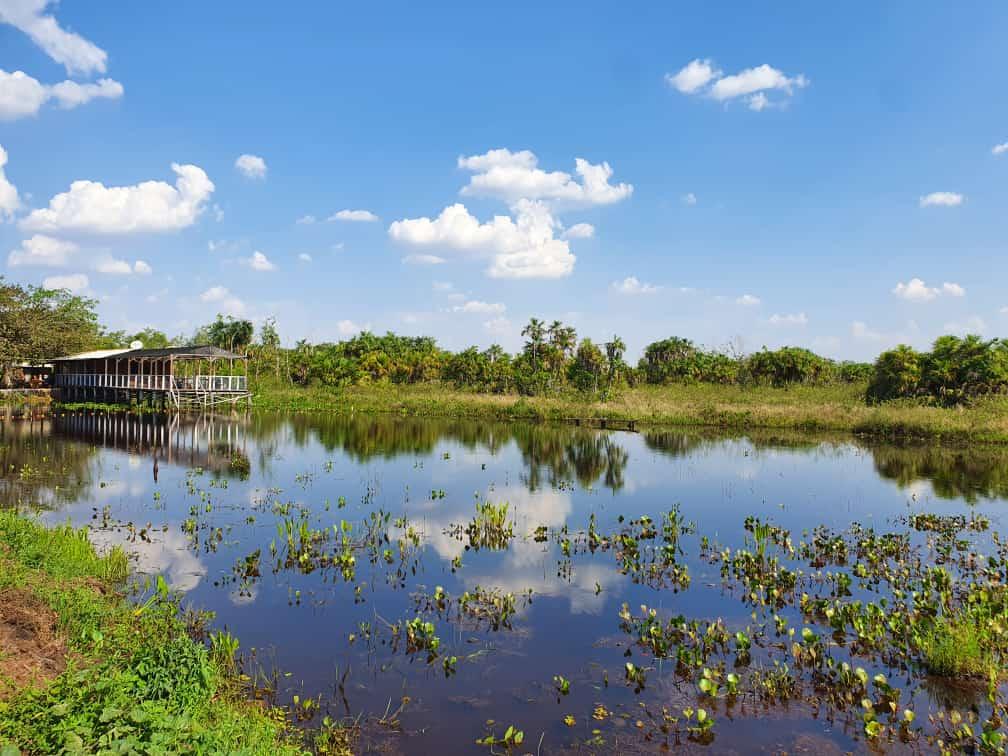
(867, 344), (923, 403)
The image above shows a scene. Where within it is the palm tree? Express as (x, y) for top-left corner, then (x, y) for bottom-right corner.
(522, 318), (546, 366)
(604, 335), (626, 387)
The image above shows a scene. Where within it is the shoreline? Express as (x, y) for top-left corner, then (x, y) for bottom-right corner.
(5, 380), (1008, 446)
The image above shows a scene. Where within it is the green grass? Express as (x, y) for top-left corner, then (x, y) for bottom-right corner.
(918, 612), (996, 679)
(0, 511), (352, 755)
(249, 380), (1008, 445)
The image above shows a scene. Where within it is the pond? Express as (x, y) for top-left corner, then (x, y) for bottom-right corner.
(2, 411), (1007, 753)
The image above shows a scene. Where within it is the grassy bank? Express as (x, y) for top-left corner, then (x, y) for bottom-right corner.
(0, 512), (351, 755)
(250, 380), (1008, 444)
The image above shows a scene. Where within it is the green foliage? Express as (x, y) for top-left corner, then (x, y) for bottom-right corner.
(0, 512), (340, 755)
(196, 315), (255, 351)
(0, 278), (102, 384)
(869, 336), (1008, 405)
(918, 612), (994, 678)
(744, 346), (835, 387)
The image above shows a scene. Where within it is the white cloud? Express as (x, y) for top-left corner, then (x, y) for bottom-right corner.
(0, 0), (109, 75)
(21, 163), (214, 234)
(682, 192), (697, 206)
(94, 256), (131, 274)
(234, 154), (266, 180)
(851, 320), (883, 342)
(42, 272), (88, 292)
(748, 92), (769, 111)
(669, 60), (808, 110)
(432, 280), (454, 292)
(200, 285), (229, 303)
(329, 209), (378, 222)
(919, 191), (963, 207)
(296, 214), (316, 225)
(768, 312), (808, 326)
(665, 58), (720, 94)
(562, 222), (595, 239)
(483, 316), (511, 334)
(0, 69), (123, 120)
(943, 316), (986, 336)
(736, 294), (761, 306)
(941, 281), (965, 297)
(402, 253), (446, 265)
(892, 278), (965, 302)
(7, 234), (76, 267)
(390, 199), (574, 279)
(0, 144), (20, 219)
(611, 276), (660, 295)
(93, 256), (152, 275)
(246, 250), (275, 271)
(1000, 306), (1008, 315)
(458, 149), (632, 206)
(336, 319), (362, 336)
(298, 252), (312, 262)
(892, 278), (938, 301)
(452, 300), (506, 315)
(710, 64), (808, 101)
(200, 285), (245, 315)
(992, 142), (1008, 156)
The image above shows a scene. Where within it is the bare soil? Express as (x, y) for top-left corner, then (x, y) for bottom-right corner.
(0, 587), (66, 699)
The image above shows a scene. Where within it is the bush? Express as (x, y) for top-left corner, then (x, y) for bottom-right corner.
(868, 336), (1008, 405)
(743, 347), (835, 387)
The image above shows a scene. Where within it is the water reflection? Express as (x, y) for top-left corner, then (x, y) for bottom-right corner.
(2, 411), (1007, 753)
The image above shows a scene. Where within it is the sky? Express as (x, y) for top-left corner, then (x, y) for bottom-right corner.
(1, 1), (1007, 360)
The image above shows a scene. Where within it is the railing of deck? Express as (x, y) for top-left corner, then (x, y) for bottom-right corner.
(54, 374), (247, 392)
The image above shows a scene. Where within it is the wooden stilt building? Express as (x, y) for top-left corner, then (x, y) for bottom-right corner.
(48, 345), (251, 409)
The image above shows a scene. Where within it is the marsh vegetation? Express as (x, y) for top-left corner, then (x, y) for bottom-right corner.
(3, 412), (1008, 753)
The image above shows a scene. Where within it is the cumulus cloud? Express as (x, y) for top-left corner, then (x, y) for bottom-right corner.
(200, 285), (245, 315)
(246, 250), (275, 271)
(7, 234), (76, 266)
(298, 252), (312, 262)
(336, 319), (363, 336)
(667, 59), (808, 110)
(892, 278), (965, 302)
(296, 214), (316, 225)
(42, 272), (88, 292)
(0, 69), (123, 120)
(562, 222), (595, 239)
(0, 144), (20, 219)
(682, 192), (697, 206)
(234, 154), (266, 180)
(611, 276), (660, 295)
(0, 0), (109, 75)
(665, 58), (719, 93)
(992, 142), (1008, 156)
(21, 163), (214, 234)
(736, 293), (761, 306)
(93, 256), (151, 275)
(452, 300), (506, 315)
(458, 148), (632, 206)
(402, 253), (446, 265)
(768, 312), (808, 326)
(329, 209), (378, 222)
(919, 191), (963, 207)
(390, 199), (575, 279)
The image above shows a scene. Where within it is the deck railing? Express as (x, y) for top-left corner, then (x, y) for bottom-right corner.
(53, 374), (247, 392)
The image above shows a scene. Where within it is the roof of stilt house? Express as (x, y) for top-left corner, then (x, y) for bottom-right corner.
(47, 345), (245, 362)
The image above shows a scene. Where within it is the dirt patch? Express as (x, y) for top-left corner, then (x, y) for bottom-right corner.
(0, 587), (67, 699)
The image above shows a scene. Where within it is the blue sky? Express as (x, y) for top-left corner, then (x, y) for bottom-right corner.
(1, 1), (1006, 359)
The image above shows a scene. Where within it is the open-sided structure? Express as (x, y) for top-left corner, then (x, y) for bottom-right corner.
(49, 345), (251, 408)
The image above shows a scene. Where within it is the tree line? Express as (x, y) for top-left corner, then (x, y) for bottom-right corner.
(2, 277), (1005, 405)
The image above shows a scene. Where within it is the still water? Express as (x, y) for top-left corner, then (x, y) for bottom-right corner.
(1, 411), (1005, 753)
